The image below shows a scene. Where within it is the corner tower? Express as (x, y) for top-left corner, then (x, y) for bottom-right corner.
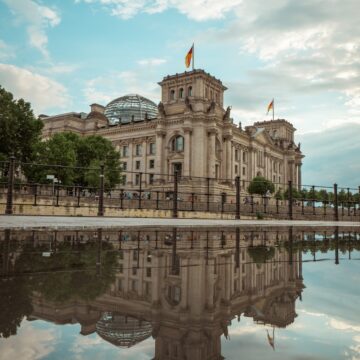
(158, 69), (227, 115)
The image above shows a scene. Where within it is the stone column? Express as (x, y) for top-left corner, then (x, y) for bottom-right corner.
(128, 142), (134, 185)
(183, 129), (192, 177)
(225, 136), (232, 181)
(208, 130), (216, 178)
(155, 131), (165, 183)
(298, 163), (302, 190)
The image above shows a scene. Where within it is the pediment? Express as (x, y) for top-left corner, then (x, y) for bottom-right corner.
(252, 128), (274, 146)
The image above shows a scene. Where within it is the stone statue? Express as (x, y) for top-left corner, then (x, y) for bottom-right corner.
(207, 101), (216, 113)
(298, 142), (301, 150)
(239, 121), (242, 130)
(158, 102), (166, 117)
(223, 106), (231, 121)
(185, 96), (193, 112)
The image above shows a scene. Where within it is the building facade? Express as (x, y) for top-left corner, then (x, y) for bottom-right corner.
(41, 69), (304, 193)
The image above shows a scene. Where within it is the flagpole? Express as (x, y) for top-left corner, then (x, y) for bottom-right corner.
(192, 43), (195, 70)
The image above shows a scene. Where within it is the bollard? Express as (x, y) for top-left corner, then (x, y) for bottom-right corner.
(235, 176), (240, 219)
(33, 183), (38, 206)
(77, 186), (81, 207)
(98, 163), (105, 216)
(334, 183), (338, 221)
(5, 156), (15, 215)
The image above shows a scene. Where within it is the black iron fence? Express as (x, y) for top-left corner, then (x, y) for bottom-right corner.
(0, 157), (359, 221)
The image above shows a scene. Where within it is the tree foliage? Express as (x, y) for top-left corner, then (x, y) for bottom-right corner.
(248, 176), (275, 196)
(25, 133), (122, 188)
(0, 86), (43, 163)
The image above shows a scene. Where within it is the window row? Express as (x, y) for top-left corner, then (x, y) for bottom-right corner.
(122, 159), (155, 171)
(120, 173), (155, 185)
(122, 143), (156, 157)
(169, 86), (192, 100)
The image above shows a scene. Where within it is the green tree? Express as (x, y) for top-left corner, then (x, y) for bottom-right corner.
(25, 133), (122, 188)
(247, 176), (275, 196)
(0, 86), (43, 163)
(24, 132), (77, 185)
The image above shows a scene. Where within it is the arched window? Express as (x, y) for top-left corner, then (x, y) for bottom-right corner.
(179, 88), (184, 98)
(172, 135), (184, 152)
(170, 89), (175, 100)
(205, 87), (209, 98)
(188, 86), (193, 97)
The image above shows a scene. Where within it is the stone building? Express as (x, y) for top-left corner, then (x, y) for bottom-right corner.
(40, 69), (304, 194)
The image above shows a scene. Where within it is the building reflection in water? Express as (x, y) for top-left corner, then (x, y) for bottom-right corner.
(1, 226), (359, 359)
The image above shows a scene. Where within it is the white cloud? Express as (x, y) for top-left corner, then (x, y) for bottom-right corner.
(0, 63), (71, 114)
(76, 0), (243, 21)
(83, 70), (160, 105)
(3, 0), (60, 58)
(0, 321), (57, 360)
(137, 58), (167, 66)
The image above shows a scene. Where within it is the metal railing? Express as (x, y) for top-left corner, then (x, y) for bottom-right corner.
(0, 157), (359, 221)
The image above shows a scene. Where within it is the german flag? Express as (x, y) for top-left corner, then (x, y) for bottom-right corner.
(185, 44), (194, 68)
(267, 99), (274, 114)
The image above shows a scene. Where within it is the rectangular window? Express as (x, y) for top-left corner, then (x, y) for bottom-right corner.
(122, 162), (127, 171)
(243, 152), (247, 163)
(149, 173), (154, 185)
(119, 264), (123, 273)
(135, 160), (141, 170)
(149, 143), (156, 155)
(132, 267), (137, 276)
(235, 165), (238, 174)
(119, 250), (124, 260)
(149, 159), (155, 168)
(122, 175), (127, 185)
(147, 252), (152, 262)
(135, 174), (140, 185)
(242, 167), (246, 176)
(146, 267), (151, 277)
(235, 149), (239, 161)
(122, 146), (129, 157)
(135, 144), (142, 156)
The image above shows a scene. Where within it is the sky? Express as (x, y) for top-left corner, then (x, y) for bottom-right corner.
(0, 0), (359, 186)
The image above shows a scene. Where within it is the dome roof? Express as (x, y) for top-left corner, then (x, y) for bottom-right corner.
(104, 94), (158, 124)
(96, 312), (152, 348)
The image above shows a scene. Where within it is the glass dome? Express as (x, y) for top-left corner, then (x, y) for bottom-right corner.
(96, 312), (152, 348)
(104, 94), (158, 124)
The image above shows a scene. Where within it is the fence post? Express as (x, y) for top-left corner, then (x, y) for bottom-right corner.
(77, 186), (81, 207)
(5, 156), (15, 215)
(98, 163), (105, 216)
(334, 183), (338, 221)
(33, 183), (38, 206)
(358, 186), (360, 220)
(191, 192), (195, 211)
(206, 177), (210, 212)
(288, 180), (293, 220)
(173, 170), (178, 218)
(312, 185), (316, 215)
(120, 189), (124, 209)
(235, 176), (240, 220)
(55, 184), (60, 207)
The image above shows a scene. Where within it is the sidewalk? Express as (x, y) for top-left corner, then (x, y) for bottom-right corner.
(0, 215), (359, 230)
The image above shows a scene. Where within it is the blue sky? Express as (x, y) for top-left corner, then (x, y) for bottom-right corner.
(0, 0), (359, 186)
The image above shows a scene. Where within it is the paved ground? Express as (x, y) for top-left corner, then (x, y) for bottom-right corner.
(0, 215), (359, 230)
